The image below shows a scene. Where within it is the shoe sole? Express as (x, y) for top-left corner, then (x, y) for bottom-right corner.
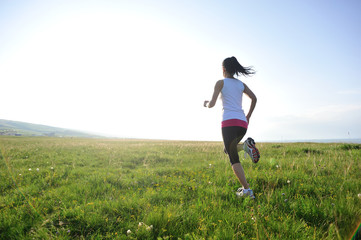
(245, 138), (260, 163)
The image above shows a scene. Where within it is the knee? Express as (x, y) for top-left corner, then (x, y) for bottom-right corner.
(230, 158), (240, 165)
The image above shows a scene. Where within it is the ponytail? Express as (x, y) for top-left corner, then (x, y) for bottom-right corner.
(223, 56), (255, 77)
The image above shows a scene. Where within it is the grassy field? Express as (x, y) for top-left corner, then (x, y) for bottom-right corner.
(0, 136), (360, 239)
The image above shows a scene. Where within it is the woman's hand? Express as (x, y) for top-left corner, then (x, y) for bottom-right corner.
(203, 100), (209, 107)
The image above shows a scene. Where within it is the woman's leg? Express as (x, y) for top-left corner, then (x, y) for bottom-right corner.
(222, 127), (249, 189)
(232, 163), (249, 189)
(237, 143), (244, 152)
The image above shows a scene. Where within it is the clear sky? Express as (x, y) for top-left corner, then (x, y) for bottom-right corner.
(1, 0), (361, 141)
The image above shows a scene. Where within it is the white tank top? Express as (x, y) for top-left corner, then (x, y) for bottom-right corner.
(221, 78), (247, 122)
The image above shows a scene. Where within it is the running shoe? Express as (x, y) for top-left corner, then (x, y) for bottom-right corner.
(236, 188), (255, 199)
(243, 137), (260, 163)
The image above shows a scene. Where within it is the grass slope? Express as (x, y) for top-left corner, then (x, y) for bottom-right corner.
(0, 119), (99, 137)
(0, 137), (360, 239)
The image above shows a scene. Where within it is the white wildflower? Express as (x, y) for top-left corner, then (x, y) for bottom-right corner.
(287, 180), (291, 184)
(36, 168), (39, 171)
(358, 193), (361, 199)
(51, 167), (54, 170)
(127, 230), (131, 235)
(29, 168), (31, 171)
(146, 225), (153, 231)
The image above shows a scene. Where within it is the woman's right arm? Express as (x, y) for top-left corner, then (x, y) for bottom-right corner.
(243, 83), (257, 123)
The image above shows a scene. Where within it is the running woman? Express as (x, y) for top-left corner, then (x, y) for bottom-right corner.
(204, 56), (260, 199)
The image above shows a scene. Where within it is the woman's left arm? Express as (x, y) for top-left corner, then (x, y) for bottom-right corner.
(204, 80), (223, 108)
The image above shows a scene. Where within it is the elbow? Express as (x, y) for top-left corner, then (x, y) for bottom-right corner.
(253, 96), (257, 104)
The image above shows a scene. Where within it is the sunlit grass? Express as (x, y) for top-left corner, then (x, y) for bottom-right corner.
(1, 137), (360, 239)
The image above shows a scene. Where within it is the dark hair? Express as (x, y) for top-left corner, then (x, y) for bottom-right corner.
(222, 56), (255, 77)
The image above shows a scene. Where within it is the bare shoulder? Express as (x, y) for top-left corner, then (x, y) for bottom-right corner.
(243, 82), (250, 91)
(215, 79), (224, 90)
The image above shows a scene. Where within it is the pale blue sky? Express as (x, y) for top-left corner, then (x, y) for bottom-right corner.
(1, 0), (361, 141)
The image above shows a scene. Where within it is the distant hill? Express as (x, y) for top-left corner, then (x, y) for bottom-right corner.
(0, 119), (102, 138)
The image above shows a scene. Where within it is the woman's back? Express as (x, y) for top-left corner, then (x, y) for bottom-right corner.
(221, 78), (246, 122)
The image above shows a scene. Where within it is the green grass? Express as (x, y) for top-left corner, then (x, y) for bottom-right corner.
(1, 137), (360, 239)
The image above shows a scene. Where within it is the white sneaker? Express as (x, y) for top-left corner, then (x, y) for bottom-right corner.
(243, 137), (260, 163)
(236, 188), (255, 199)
